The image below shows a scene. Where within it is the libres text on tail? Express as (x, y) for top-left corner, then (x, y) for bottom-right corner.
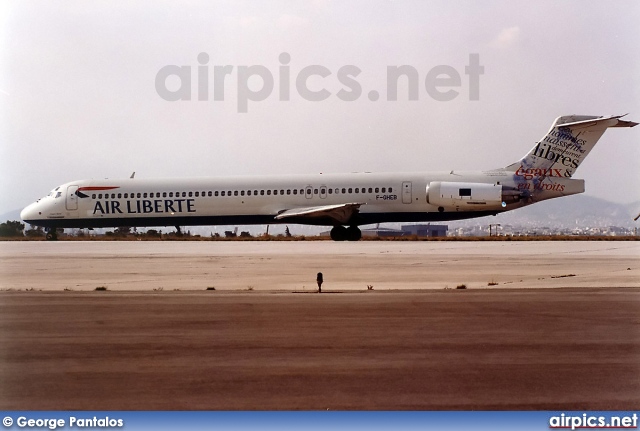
(505, 114), (637, 178)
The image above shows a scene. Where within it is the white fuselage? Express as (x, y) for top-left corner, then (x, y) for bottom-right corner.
(20, 170), (584, 230)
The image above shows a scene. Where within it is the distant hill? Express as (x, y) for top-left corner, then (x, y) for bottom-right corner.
(0, 209), (22, 224)
(449, 195), (640, 229)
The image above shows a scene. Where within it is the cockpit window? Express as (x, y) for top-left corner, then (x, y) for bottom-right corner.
(46, 187), (61, 199)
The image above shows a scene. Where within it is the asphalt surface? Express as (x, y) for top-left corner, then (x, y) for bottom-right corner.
(1, 288), (639, 410)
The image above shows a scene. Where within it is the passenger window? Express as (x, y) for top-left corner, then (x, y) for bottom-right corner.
(137, 193), (141, 198)
(208, 191), (212, 197)
(188, 192), (193, 197)
(234, 191), (238, 196)
(143, 193), (147, 198)
(389, 187), (393, 193)
(267, 190), (271, 195)
(355, 188), (359, 193)
(342, 188), (346, 194)
(163, 192), (167, 198)
(254, 190), (258, 195)
(368, 188), (372, 193)
(241, 191), (245, 196)
(293, 189), (297, 195)
(98, 194), (102, 199)
(247, 190), (251, 196)
(328, 189), (332, 194)
(195, 191), (200, 197)
(348, 188), (352, 193)
(381, 188), (386, 193)
(260, 190), (265, 196)
(375, 188), (379, 193)
(273, 190), (278, 195)
(92, 194), (96, 199)
(215, 191), (219, 196)
(221, 191), (226, 196)
(117, 193), (121, 198)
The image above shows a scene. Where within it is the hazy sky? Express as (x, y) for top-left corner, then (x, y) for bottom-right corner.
(1, 0), (639, 215)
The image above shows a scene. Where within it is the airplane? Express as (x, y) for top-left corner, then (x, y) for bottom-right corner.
(21, 114), (637, 241)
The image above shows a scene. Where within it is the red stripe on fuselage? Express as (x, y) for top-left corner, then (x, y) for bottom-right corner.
(78, 186), (120, 191)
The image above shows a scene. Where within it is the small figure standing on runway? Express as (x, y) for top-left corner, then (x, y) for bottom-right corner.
(316, 272), (323, 293)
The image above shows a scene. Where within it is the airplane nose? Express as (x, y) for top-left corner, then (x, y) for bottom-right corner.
(20, 202), (40, 222)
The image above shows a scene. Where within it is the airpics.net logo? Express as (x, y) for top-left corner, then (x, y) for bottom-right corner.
(155, 52), (484, 112)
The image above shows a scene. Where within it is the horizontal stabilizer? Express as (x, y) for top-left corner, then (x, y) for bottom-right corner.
(555, 114), (638, 129)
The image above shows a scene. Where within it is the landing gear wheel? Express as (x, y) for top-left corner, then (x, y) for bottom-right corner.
(346, 226), (362, 241)
(330, 226), (348, 241)
(45, 229), (58, 241)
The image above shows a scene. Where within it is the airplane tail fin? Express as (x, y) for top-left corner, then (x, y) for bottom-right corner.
(505, 114), (637, 177)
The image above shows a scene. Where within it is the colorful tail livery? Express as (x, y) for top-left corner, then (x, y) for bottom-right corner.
(21, 114), (636, 241)
(506, 115), (637, 179)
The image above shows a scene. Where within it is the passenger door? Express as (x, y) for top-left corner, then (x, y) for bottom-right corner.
(66, 185), (79, 211)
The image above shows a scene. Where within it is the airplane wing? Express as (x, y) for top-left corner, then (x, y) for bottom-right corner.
(274, 203), (365, 225)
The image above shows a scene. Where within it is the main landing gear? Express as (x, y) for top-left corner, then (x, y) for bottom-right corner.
(330, 225), (362, 241)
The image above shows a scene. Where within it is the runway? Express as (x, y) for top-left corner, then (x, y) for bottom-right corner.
(1, 289), (639, 410)
(1, 241), (639, 291)
(0, 241), (639, 410)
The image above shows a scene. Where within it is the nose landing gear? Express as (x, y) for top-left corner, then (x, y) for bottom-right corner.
(330, 225), (362, 241)
(45, 228), (59, 241)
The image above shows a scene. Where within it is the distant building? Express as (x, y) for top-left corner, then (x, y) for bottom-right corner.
(401, 224), (448, 237)
(322, 224), (449, 238)
(361, 227), (406, 237)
